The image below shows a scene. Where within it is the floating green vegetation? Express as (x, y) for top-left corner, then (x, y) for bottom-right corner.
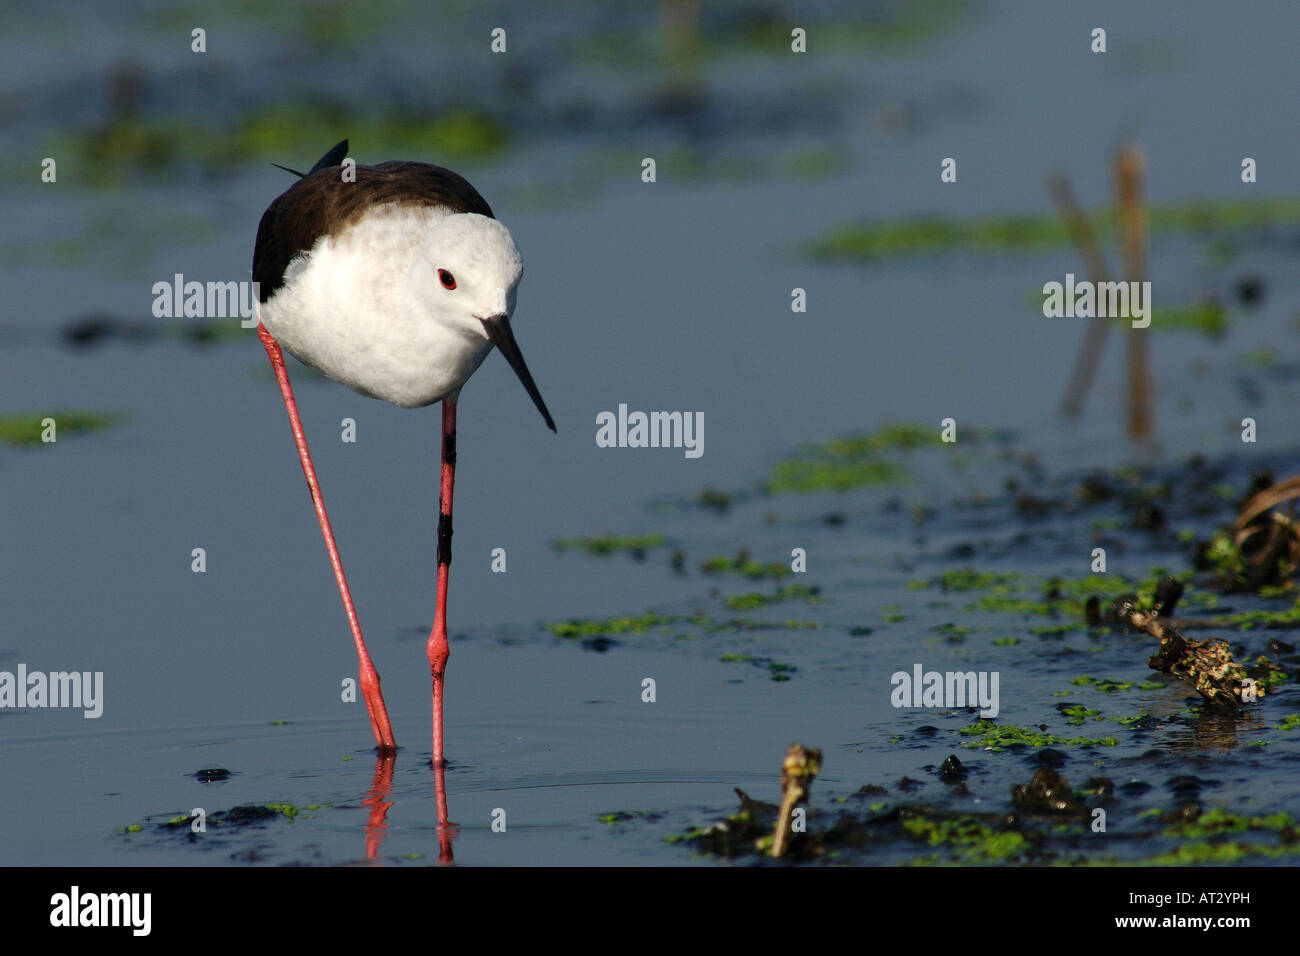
(965, 594), (1059, 616)
(731, 0), (977, 56)
(545, 612), (690, 639)
(1070, 676), (1167, 693)
(959, 572), (1179, 619)
(722, 584), (821, 610)
(51, 105), (509, 186)
(552, 533), (667, 558)
(1215, 603), (1300, 630)
(1276, 715), (1300, 731)
(768, 458), (907, 492)
(958, 719), (1119, 751)
(237, 104), (508, 166)
(0, 411), (121, 447)
(145, 0), (394, 55)
(916, 568), (1024, 592)
(1109, 712), (1151, 726)
(598, 810), (661, 825)
(262, 803), (324, 820)
(1152, 301), (1231, 337)
(767, 422), (942, 492)
(544, 609), (816, 641)
(1251, 656), (1289, 689)
(577, 0), (975, 69)
(1030, 624), (1079, 637)
(933, 622), (974, 640)
(813, 423), (942, 457)
(993, 636), (1020, 646)
(1136, 841), (1300, 865)
(780, 149), (849, 181)
(901, 815), (1032, 864)
(140, 803), (329, 836)
(700, 553), (790, 580)
(810, 197), (1300, 263)
(1060, 704), (1101, 726)
(1021, 296), (1231, 337)
(1162, 808), (1297, 840)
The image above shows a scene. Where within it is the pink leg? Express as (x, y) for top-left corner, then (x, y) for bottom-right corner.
(258, 323), (397, 754)
(428, 397), (456, 769)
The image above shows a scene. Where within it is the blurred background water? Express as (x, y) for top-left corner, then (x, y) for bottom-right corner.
(1, 0), (1297, 865)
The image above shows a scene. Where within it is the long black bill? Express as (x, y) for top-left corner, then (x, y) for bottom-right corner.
(480, 314), (557, 432)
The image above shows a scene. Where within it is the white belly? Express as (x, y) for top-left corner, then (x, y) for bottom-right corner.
(257, 206), (491, 408)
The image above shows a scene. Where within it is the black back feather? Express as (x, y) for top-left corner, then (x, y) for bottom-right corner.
(253, 143), (494, 304)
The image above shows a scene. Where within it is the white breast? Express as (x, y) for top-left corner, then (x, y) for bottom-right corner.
(257, 204), (492, 408)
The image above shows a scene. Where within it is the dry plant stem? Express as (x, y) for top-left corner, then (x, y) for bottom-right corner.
(770, 743), (822, 858)
(1233, 478), (1300, 532)
(1116, 145), (1152, 441)
(1050, 172), (1117, 419)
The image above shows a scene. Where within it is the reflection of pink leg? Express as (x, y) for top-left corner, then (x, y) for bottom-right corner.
(434, 760), (456, 865)
(427, 397), (456, 769)
(258, 323), (397, 753)
(363, 754), (396, 861)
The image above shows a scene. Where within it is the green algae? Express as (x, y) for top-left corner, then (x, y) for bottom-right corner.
(50, 104), (509, 187)
(1060, 705), (1101, 726)
(0, 410), (122, 446)
(768, 458), (908, 492)
(809, 196), (1300, 263)
(552, 533), (667, 558)
(598, 810), (660, 825)
(545, 612), (692, 639)
(1162, 808), (1296, 839)
(1070, 676), (1166, 693)
(919, 568), (1023, 592)
(545, 609), (817, 641)
(722, 584), (820, 610)
(700, 554), (790, 579)
(766, 422), (941, 492)
(958, 719), (1119, 751)
(901, 815), (1032, 863)
(1276, 715), (1300, 731)
(1031, 624), (1079, 636)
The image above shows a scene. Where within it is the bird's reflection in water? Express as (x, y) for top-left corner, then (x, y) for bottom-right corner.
(433, 760), (456, 864)
(360, 753), (456, 864)
(363, 753), (396, 862)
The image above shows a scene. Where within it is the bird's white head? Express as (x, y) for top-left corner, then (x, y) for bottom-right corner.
(412, 212), (523, 336)
(411, 211), (554, 431)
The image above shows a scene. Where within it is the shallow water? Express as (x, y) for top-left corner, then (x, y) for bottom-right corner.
(2, 0), (1298, 865)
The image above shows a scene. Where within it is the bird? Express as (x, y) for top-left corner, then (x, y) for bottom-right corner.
(252, 139), (556, 770)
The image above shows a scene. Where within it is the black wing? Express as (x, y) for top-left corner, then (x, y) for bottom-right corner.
(253, 145), (494, 304)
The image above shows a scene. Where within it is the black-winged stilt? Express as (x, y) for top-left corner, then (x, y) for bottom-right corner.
(252, 139), (555, 769)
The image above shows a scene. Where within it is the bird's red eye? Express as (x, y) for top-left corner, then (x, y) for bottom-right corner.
(438, 269), (457, 290)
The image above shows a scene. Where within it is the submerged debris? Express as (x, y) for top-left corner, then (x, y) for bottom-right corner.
(1011, 769), (1088, 816)
(1106, 588), (1266, 711)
